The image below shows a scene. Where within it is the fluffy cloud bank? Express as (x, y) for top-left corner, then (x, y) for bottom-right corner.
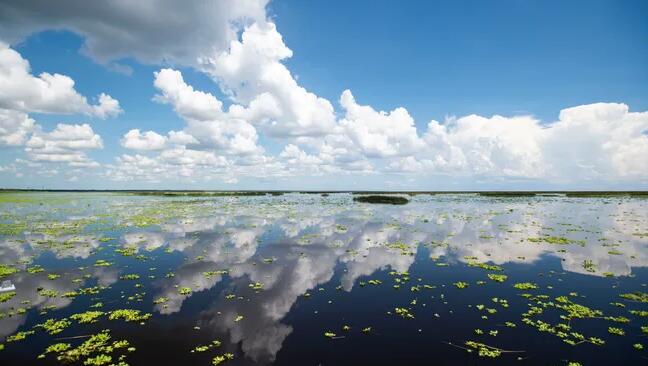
(0, 43), (121, 118)
(0, 42), (121, 178)
(26, 123), (103, 167)
(118, 65), (648, 184)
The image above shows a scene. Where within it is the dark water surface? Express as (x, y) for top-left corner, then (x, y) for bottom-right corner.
(0, 192), (647, 365)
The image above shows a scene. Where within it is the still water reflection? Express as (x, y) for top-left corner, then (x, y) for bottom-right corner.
(1, 193), (647, 365)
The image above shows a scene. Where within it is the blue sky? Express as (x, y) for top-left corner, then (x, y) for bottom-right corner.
(272, 0), (648, 121)
(0, 0), (647, 190)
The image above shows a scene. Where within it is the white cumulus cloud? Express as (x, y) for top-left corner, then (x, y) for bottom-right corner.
(121, 129), (167, 151)
(0, 43), (122, 118)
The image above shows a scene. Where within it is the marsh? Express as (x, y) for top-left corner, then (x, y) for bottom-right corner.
(0, 192), (647, 365)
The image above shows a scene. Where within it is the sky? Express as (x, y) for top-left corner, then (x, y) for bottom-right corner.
(0, 0), (647, 190)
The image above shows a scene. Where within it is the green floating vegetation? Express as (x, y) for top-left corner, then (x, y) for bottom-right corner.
(119, 274), (140, 280)
(0, 291), (16, 303)
(212, 353), (234, 365)
(385, 241), (415, 256)
(93, 260), (112, 267)
(394, 307), (415, 319)
(27, 265), (44, 273)
(619, 292), (648, 303)
(478, 192), (536, 197)
(153, 297), (168, 305)
(353, 195), (409, 205)
(38, 318), (72, 335)
(487, 274), (508, 283)
(565, 191), (648, 197)
(528, 236), (585, 246)
(131, 190), (267, 197)
(6, 330), (35, 342)
(191, 340), (221, 353)
(70, 311), (105, 324)
(108, 309), (152, 322)
(464, 341), (502, 358)
(43, 342), (71, 355)
(467, 261), (503, 271)
(83, 354), (112, 366)
(0, 264), (17, 278)
(47, 330), (133, 365)
(629, 310), (648, 317)
(608, 327), (625, 336)
(513, 282), (538, 290)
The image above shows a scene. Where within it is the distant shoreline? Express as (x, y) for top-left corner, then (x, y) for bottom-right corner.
(0, 189), (647, 197)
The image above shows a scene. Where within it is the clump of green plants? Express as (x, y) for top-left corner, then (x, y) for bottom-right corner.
(0, 291), (16, 303)
(70, 311), (105, 324)
(394, 307), (415, 319)
(0, 264), (18, 278)
(513, 282), (538, 290)
(487, 274), (507, 282)
(6, 330), (35, 342)
(248, 282), (264, 291)
(38, 318), (71, 335)
(468, 262), (503, 271)
(528, 236), (585, 246)
(191, 340), (221, 353)
(212, 353), (234, 365)
(49, 330), (133, 365)
(464, 341), (502, 358)
(619, 292), (648, 303)
(120, 274), (140, 280)
(108, 309), (151, 322)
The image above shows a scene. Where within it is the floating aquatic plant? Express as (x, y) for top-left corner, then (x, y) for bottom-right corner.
(70, 311), (105, 324)
(513, 282), (538, 290)
(108, 309), (152, 322)
(619, 292), (648, 303)
(464, 341), (502, 358)
(38, 318), (72, 335)
(0, 264), (17, 278)
(212, 353), (234, 365)
(0, 291), (16, 303)
(394, 307), (415, 319)
(6, 330), (35, 342)
(487, 274), (507, 282)
(119, 274), (140, 280)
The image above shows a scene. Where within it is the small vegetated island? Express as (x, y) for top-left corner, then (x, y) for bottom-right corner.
(353, 195), (410, 205)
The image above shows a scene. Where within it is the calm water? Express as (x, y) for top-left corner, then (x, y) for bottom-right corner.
(0, 193), (647, 365)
